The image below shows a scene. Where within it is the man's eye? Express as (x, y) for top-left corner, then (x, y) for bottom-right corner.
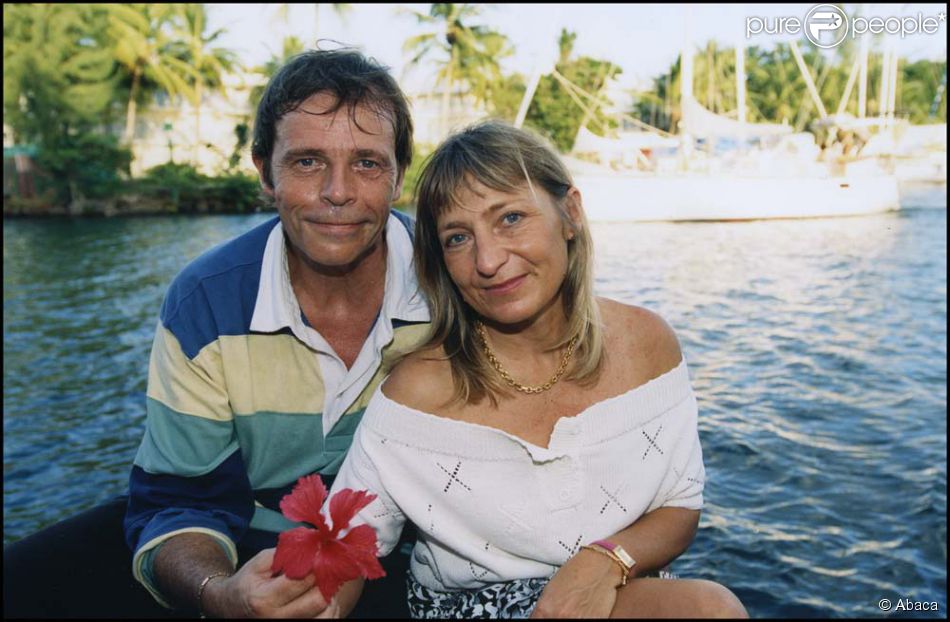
(502, 212), (523, 225)
(444, 233), (467, 248)
(357, 159), (379, 169)
(297, 158), (317, 168)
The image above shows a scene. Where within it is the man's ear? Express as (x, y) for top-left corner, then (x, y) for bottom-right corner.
(252, 155), (275, 197)
(392, 167), (407, 204)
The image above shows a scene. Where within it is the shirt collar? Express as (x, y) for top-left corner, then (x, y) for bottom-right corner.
(249, 213), (429, 336)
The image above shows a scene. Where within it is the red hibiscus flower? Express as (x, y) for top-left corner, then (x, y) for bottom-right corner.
(271, 474), (386, 601)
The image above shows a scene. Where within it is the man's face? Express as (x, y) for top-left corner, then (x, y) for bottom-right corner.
(256, 91), (404, 272)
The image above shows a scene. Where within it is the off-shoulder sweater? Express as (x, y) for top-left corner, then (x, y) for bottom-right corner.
(328, 358), (705, 591)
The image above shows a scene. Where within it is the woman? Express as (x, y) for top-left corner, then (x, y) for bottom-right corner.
(327, 121), (748, 618)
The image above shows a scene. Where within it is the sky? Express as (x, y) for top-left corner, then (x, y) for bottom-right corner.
(206, 3), (948, 93)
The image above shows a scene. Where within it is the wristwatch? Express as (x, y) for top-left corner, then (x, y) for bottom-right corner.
(583, 539), (636, 586)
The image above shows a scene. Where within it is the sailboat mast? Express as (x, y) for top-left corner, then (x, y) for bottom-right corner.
(888, 48), (899, 125)
(789, 40), (829, 119)
(736, 41), (746, 145)
(679, 7), (695, 164)
(879, 45), (891, 127)
(515, 68), (543, 129)
(858, 30), (869, 118)
(681, 9), (693, 102)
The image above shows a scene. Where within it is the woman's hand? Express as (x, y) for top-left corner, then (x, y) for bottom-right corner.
(530, 548), (622, 618)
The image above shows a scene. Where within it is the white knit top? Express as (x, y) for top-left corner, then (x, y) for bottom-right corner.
(328, 358), (705, 591)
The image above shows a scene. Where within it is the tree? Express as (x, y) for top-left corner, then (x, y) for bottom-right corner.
(170, 4), (241, 164)
(402, 3), (512, 136)
(106, 4), (197, 144)
(490, 73), (528, 123)
(557, 28), (576, 66)
(4, 4), (117, 141)
(632, 37), (946, 137)
(522, 29), (620, 153)
(3, 4), (131, 208)
(237, 35), (307, 167)
(899, 59), (947, 123)
(249, 35), (307, 112)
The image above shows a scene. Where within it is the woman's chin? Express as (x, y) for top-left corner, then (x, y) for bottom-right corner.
(473, 304), (557, 330)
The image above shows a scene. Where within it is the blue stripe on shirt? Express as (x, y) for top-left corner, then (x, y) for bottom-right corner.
(160, 217), (277, 359)
(124, 449), (255, 552)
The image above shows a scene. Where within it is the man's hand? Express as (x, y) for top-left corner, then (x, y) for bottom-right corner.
(530, 549), (620, 618)
(203, 548), (330, 618)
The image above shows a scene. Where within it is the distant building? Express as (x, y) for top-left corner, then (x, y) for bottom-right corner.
(129, 72), (264, 177)
(407, 87), (491, 148)
(131, 72), (488, 174)
(8, 69), (491, 182)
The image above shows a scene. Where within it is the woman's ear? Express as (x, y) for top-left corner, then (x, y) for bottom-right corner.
(562, 186), (584, 240)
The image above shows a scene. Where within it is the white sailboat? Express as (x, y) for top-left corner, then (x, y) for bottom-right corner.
(558, 26), (901, 222)
(812, 33), (946, 194)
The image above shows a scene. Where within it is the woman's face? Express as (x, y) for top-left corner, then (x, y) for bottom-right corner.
(436, 178), (581, 327)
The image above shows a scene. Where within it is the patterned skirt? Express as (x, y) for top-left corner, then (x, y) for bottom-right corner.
(407, 575), (549, 619)
(406, 569), (678, 619)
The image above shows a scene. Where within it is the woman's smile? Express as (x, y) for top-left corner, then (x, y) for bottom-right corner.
(483, 274), (527, 295)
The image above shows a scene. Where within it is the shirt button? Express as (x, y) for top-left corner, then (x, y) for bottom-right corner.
(559, 489), (572, 501)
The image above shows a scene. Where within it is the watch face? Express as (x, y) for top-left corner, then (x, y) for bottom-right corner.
(612, 546), (636, 568)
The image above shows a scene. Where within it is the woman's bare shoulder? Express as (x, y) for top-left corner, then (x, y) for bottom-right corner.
(598, 297), (683, 375)
(382, 346), (456, 412)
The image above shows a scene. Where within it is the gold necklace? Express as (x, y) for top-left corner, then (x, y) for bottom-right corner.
(475, 321), (578, 395)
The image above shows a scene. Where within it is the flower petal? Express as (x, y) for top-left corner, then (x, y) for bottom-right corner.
(311, 538), (363, 602)
(272, 527), (322, 580)
(328, 489), (377, 536)
(339, 524), (386, 580)
(280, 474), (330, 530)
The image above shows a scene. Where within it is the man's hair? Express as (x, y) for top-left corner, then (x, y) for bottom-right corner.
(251, 47), (413, 187)
(411, 120), (604, 406)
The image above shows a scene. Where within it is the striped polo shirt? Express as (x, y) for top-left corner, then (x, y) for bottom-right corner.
(124, 211), (430, 605)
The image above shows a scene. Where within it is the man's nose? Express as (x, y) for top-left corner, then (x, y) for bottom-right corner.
(321, 165), (355, 206)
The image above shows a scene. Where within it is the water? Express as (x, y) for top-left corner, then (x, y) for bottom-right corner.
(4, 196), (947, 618)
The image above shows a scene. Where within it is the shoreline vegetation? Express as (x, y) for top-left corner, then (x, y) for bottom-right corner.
(3, 4), (946, 218)
(2, 156), (425, 218)
(3, 167), (265, 218)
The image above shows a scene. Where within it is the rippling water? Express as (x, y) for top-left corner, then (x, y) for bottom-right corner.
(4, 193), (947, 618)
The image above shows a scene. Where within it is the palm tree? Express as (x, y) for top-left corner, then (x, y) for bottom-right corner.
(106, 4), (197, 144)
(172, 4), (241, 164)
(3, 4), (117, 141)
(557, 28), (577, 67)
(271, 3), (351, 47)
(402, 3), (512, 137)
(746, 44), (807, 126)
(249, 35), (307, 110)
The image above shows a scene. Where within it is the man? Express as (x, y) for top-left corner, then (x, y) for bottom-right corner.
(3, 48), (428, 618)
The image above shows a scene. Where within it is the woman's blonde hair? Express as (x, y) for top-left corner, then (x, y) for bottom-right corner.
(411, 120), (604, 406)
